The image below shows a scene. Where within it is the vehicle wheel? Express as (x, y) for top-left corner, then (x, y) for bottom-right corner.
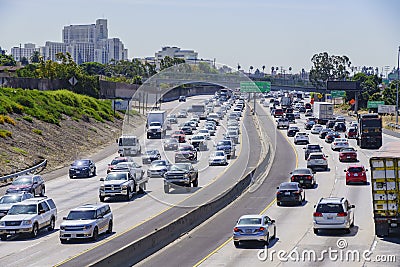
(264, 234), (270, 246)
(92, 227), (99, 241)
(313, 228), (318, 234)
(40, 186), (45, 197)
(138, 185), (145, 194)
(271, 227), (276, 239)
(48, 217), (55, 231)
(106, 220), (113, 234)
(345, 228), (351, 234)
(93, 167), (96, 176)
(69, 175), (73, 179)
(0, 234), (7, 241)
(164, 184), (169, 193)
(325, 166), (328, 171)
(233, 241), (240, 248)
(193, 178), (198, 187)
(126, 188), (131, 201)
(60, 239), (67, 244)
(31, 189), (36, 196)
(99, 196), (105, 202)
(350, 218), (354, 227)
(31, 223), (39, 238)
(277, 201), (281, 206)
(227, 155), (231, 160)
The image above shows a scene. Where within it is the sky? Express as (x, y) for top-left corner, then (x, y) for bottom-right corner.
(1, 0), (399, 74)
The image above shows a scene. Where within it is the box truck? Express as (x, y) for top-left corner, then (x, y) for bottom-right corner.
(146, 110), (167, 139)
(313, 102), (333, 125)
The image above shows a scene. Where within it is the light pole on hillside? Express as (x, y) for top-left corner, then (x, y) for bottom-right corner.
(396, 46), (400, 124)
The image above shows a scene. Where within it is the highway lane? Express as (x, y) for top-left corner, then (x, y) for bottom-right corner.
(190, 101), (400, 267)
(0, 95), (258, 266)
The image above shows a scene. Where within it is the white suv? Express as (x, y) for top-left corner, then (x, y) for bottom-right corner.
(294, 132), (309, 145)
(313, 197), (355, 234)
(0, 197), (57, 240)
(60, 203), (113, 243)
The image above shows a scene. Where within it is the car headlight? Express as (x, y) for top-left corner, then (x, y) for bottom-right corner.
(122, 185), (128, 190)
(0, 221), (5, 227)
(22, 220), (32, 225)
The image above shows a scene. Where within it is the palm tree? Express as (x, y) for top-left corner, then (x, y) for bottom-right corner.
(262, 65), (265, 75)
(249, 66), (253, 75)
(30, 51), (41, 63)
(237, 64), (241, 71)
(271, 66), (275, 75)
(289, 67), (292, 74)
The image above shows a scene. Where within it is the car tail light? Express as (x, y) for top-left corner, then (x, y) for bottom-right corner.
(234, 227), (240, 232)
(337, 212), (348, 217)
(322, 156), (327, 160)
(333, 142), (337, 145)
(291, 176), (295, 181)
(307, 175), (312, 180)
(276, 191), (282, 195)
(313, 212), (323, 217)
(258, 227), (265, 232)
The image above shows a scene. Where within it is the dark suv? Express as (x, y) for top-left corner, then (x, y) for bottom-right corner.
(69, 159), (96, 178)
(303, 144), (323, 160)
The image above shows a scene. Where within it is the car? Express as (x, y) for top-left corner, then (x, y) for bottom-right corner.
(325, 131), (341, 143)
(99, 170), (147, 201)
(190, 134), (208, 151)
(349, 121), (358, 128)
(6, 175), (45, 196)
(171, 130), (186, 143)
(164, 163), (199, 193)
(233, 214), (276, 247)
(307, 152), (328, 171)
(326, 119), (336, 129)
(197, 129), (211, 140)
(311, 124), (324, 134)
(290, 168), (316, 188)
(180, 126), (193, 135)
(107, 156), (134, 173)
(177, 109), (188, 118)
(305, 103), (312, 109)
(228, 125), (240, 134)
(178, 96), (186, 102)
(303, 144), (323, 160)
(216, 139), (236, 159)
(334, 122), (346, 132)
(224, 130), (239, 144)
(305, 109), (313, 117)
(166, 114), (178, 124)
(0, 192), (34, 219)
(0, 197), (57, 240)
(299, 106), (306, 113)
(112, 161), (145, 180)
(69, 159), (96, 178)
(345, 127), (357, 139)
(175, 144), (198, 163)
(335, 116), (346, 122)
(287, 126), (300, 137)
(294, 132), (309, 145)
(273, 108), (284, 118)
(227, 119), (239, 127)
(276, 182), (305, 206)
(147, 160), (170, 178)
(59, 203), (113, 243)
(313, 197), (355, 234)
(304, 120), (315, 130)
(285, 113), (295, 123)
(339, 147), (358, 162)
(163, 138), (179, 151)
(293, 111), (301, 119)
(204, 125), (216, 136)
(319, 128), (332, 139)
(276, 118), (290, 129)
(142, 150), (161, 164)
(228, 112), (240, 121)
(209, 150), (228, 166)
(331, 138), (349, 151)
(344, 165), (368, 185)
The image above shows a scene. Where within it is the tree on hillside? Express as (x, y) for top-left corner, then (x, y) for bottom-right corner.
(344, 72), (382, 108)
(309, 52), (352, 89)
(160, 56), (185, 70)
(30, 51), (41, 63)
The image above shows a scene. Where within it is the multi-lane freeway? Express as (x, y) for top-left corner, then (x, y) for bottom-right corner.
(139, 97), (400, 267)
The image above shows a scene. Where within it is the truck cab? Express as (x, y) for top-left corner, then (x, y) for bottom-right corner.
(117, 135), (141, 156)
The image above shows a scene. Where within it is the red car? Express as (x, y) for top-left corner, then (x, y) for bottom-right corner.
(345, 127), (357, 139)
(339, 147), (358, 162)
(344, 164), (368, 185)
(273, 109), (284, 118)
(171, 130), (186, 143)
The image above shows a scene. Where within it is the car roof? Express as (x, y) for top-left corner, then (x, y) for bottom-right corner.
(279, 182), (299, 186)
(71, 203), (108, 211)
(347, 164), (364, 168)
(239, 214), (264, 220)
(20, 197), (51, 204)
(318, 197), (345, 204)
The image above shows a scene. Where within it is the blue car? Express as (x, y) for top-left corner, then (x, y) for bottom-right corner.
(69, 159), (96, 178)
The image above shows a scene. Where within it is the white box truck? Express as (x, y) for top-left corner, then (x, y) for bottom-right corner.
(147, 110), (167, 139)
(117, 135), (141, 156)
(313, 102), (333, 125)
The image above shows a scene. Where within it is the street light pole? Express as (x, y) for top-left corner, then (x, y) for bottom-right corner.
(396, 46), (400, 124)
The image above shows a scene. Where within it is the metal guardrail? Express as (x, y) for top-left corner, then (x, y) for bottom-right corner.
(0, 159), (47, 184)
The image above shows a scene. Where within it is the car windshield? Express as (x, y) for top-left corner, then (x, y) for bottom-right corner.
(151, 160), (167, 167)
(146, 150), (158, 155)
(348, 167), (364, 173)
(105, 172), (128, 181)
(292, 169), (311, 175)
(72, 160), (90, 166)
(66, 210), (96, 220)
(115, 162), (137, 169)
(308, 145), (321, 150)
(217, 141), (231, 146)
(12, 177), (33, 185)
(119, 138), (137, 146)
(309, 154), (324, 159)
(8, 204), (37, 215)
(0, 195), (22, 204)
(214, 151), (224, 157)
(179, 146), (193, 151)
(279, 183), (298, 190)
(170, 164), (189, 171)
(110, 158), (127, 165)
(316, 204), (344, 213)
(238, 218), (262, 225)
(150, 122), (162, 127)
(192, 136), (204, 140)
(199, 130), (208, 133)
(165, 139), (178, 144)
(341, 148), (355, 152)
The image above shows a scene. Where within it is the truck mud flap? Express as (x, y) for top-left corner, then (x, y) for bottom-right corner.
(375, 221), (389, 237)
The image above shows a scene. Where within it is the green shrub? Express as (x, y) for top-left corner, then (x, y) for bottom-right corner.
(12, 147), (27, 155)
(0, 129), (12, 138)
(32, 129), (42, 135)
(23, 116), (33, 123)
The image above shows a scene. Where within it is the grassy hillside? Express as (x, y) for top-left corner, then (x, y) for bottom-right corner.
(0, 87), (121, 125)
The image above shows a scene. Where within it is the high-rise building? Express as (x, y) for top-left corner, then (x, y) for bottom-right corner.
(10, 43), (40, 62)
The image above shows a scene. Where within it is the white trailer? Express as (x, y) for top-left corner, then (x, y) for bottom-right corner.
(313, 102), (333, 124)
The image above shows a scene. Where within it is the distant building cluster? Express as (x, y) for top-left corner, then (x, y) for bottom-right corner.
(10, 19), (128, 64)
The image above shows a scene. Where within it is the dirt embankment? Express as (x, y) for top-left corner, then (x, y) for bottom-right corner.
(0, 113), (145, 176)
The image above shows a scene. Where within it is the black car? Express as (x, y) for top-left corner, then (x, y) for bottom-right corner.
(319, 128), (332, 139)
(142, 150), (161, 164)
(175, 144), (198, 163)
(69, 159), (96, 178)
(326, 120), (336, 129)
(290, 168), (316, 188)
(163, 138), (179, 151)
(334, 122), (346, 132)
(305, 121), (315, 130)
(285, 113), (295, 123)
(6, 175), (46, 196)
(325, 132), (341, 143)
(180, 126), (193, 135)
(164, 163), (198, 193)
(303, 144), (323, 160)
(276, 182), (305, 206)
(179, 96), (186, 102)
(298, 106), (306, 113)
(287, 126), (300, 137)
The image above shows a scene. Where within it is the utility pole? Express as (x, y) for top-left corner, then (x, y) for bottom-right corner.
(396, 46), (400, 124)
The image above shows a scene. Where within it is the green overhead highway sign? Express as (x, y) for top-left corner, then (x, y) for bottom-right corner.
(240, 81), (271, 93)
(331, 90), (346, 98)
(367, 101), (385, 108)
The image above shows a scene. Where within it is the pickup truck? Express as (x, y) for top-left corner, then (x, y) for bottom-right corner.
(164, 163), (199, 193)
(276, 118), (290, 129)
(99, 167), (148, 202)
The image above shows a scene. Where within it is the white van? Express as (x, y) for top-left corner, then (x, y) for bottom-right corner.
(117, 135), (141, 156)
